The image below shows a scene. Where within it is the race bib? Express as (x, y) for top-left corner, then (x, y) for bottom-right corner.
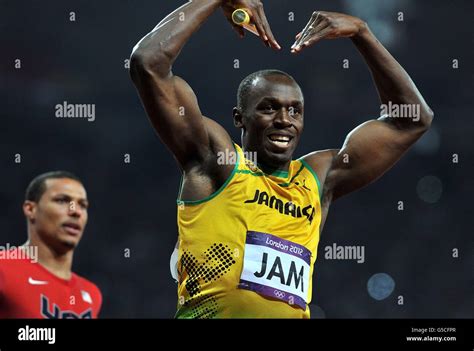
(238, 230), (311, 310)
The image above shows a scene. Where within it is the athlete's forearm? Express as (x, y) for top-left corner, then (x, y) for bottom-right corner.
(351, 25), (434, 127)
(130, 0), (223, 77)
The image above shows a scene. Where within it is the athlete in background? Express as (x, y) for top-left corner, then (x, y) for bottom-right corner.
(0, 171), (102, 318)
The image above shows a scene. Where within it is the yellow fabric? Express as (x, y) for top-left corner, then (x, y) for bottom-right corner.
(176, 142), (322, 318)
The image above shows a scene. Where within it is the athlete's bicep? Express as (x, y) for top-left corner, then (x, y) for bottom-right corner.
(326, 118), (426, 200)
(131, 69), (211, 168)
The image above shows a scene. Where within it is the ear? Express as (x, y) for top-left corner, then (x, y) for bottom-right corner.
(23, 201), (37, 223)
(233, 107), (244, 128)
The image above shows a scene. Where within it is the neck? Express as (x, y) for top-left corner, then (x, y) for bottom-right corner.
(257, 161), (290, 176)
(241, 145), (291, 176)
(241, 141), (292, 175)
(24, 233), (74, 280)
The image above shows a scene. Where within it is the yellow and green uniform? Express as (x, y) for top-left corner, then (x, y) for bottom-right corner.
(176, 142), (322, 318)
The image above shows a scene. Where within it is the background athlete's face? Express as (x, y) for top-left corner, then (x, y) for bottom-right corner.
(238, 75), (304, 168)
(23, 178), (89, 252)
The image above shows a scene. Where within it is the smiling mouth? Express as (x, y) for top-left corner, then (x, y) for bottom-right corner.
(267, 134), (294, 148)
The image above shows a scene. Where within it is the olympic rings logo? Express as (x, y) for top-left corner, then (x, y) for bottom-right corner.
(273, 290), (285, 299)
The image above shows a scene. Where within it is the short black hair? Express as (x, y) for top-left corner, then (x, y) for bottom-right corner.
(25, 171), (83, 202)
(237, 69), (298, 112)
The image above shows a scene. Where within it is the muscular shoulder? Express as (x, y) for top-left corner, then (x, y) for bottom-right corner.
(0, 251), (30, 295)
(177, 116), (237, 202)
(299, 149), (339, 188)
(186, 116), (235, 178)
(202, 116), (234, 155)
(0, 249), (27, 271)
(75, 274), (102, 310)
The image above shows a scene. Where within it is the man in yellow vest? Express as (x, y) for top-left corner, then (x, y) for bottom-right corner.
(129, 0), (433, 318)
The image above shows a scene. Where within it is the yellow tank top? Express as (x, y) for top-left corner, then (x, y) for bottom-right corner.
(176, 142), (322, 318)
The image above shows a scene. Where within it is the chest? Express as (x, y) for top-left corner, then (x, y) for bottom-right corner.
(4, 270), (94, 318)
(231, 173), (320, 229)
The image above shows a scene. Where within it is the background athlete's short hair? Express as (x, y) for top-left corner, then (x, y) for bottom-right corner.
(25, 171), (83, 202)
(237, 69), (300, 113)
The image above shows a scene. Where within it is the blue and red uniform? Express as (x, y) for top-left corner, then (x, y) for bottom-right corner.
(0, 248), (102, 318)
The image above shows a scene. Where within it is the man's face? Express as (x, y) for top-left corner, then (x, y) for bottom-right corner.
(236, 75), (304, 168)
(24, 178), (89, 252)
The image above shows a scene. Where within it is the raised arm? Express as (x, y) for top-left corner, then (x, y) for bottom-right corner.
(293, 11), (434, 201)
(129, 0), (279, 169)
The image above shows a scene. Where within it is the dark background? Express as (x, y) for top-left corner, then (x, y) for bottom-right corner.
(1, 0), (472, 318)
